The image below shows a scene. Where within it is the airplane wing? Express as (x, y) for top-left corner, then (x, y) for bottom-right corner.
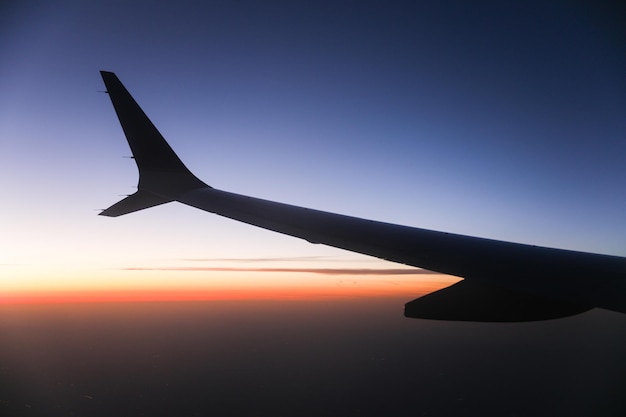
(99, 71), (626, 322)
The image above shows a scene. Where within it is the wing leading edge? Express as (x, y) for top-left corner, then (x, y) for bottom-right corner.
(99, 71), (626, 322)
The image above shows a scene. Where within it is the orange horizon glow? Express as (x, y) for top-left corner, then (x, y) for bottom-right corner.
(0, 279), (457, 305)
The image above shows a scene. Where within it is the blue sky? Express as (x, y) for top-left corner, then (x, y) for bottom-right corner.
(1, 1), (624, 296)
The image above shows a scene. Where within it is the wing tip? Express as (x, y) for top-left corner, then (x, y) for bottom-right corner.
(99, 190), (172, 217)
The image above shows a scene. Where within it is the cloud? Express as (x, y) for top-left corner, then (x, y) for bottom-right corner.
(124, 256), (445, 276)
(123, 266), (440, 275)
(180, 256), (337, 263)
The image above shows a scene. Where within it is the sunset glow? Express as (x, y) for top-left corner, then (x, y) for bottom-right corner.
(0, 270), (458, 304)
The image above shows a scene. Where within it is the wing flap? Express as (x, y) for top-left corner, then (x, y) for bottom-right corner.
(404, 280), (592, 322)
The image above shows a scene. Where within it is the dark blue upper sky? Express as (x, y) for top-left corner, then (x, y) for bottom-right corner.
(1, 1), (624, 285)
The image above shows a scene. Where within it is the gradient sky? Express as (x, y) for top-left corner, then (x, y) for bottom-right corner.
(1, 1), (624, 300)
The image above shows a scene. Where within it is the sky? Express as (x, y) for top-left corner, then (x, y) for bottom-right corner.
(1, 0), (625, 301)
(1, 2), (626, 416)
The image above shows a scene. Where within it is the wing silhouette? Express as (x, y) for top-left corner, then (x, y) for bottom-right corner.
(99, 71), (626, 322)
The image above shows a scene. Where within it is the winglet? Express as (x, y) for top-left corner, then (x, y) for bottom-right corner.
(100, 71), (209, 215)
(100, 190), (172, 217)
